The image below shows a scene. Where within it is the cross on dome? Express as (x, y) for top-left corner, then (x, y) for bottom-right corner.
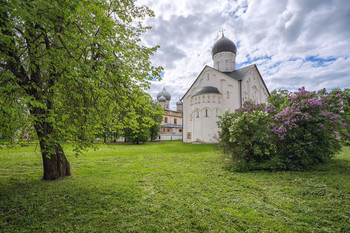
(220, 28), (225, 36)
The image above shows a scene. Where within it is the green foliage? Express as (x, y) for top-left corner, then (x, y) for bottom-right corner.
(0, 143), (349, 232)
(218, 101), (278, 171)
(330, 88), (350, 144)
(149, 100), (163, 141)
(267, 89), (291, 110)
(122, 93), (163, 144)
(218, 88), (348, 171)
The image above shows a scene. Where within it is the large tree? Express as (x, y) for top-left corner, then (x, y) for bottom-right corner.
(0, 0), (162, 180)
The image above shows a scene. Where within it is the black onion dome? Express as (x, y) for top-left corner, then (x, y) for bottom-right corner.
(158, 96), (166, 102)
(193, 86), (221, 96)
(157, 87), (171, 101)
(211, 35), (237, 57)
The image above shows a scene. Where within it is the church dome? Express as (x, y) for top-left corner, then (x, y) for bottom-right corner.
(193, 86), (221, 96)
(176, 100), (183, 105)
(212, 35), (237, 57)
(158, 95), (166, 102)
(157, 87), (171, 101)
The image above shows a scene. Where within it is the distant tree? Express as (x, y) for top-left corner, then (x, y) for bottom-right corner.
(268, 89), (291, 110)
(330, 88), (350, 144)
(0, 0), (162, 180)
(150, 100), (163, 141)
(123, 92), (163, 144)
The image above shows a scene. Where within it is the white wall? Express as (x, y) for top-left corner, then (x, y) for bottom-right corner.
(213, 51), (236, 72)
(159, 135), (182, 140)
(183, 67), (240, 143)
(241, 67), (269, 104)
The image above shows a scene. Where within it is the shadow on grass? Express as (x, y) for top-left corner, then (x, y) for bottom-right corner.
(0, 176), (142, 231)
(221, 156), (350, 175)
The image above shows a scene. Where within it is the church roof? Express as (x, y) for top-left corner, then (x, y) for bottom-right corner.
(223, 64), (255, 81)
(212, 35), (237, 57)
(181, 64), (269, 101)
(193, 86), (221, 96)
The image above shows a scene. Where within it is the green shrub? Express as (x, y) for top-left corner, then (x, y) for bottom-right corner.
(218, 101), (278, 171)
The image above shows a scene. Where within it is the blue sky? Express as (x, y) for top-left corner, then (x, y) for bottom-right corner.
(138, 0), (350, 109)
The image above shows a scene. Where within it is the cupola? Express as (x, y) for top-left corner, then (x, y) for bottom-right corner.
(212, 34), (237, 72)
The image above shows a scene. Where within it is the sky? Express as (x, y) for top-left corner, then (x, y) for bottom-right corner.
(137, 0), (350, 109)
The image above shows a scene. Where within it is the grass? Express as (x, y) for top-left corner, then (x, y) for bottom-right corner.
(0, 142), (349, 232)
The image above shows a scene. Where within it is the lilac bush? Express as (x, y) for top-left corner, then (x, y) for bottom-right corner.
(271, 87), (345, 170)
(218, 87), (348, 171)
(218, 100), (279, 171)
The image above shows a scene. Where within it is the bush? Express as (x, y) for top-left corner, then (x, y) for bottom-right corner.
(218, 87), (348, 171)
(218, 101), (278, 171)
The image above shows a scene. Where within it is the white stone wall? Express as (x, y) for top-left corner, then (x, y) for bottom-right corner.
(183, 67), (240, 143)
(241, 67), (269, 104)
(213, 52), (236, 72)
(159, 135), (182, 140)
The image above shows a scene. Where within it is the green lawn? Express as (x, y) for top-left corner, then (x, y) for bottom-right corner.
(0, 142), (349, 232)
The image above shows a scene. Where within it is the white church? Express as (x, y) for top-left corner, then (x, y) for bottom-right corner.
(182, 34), (270, 143)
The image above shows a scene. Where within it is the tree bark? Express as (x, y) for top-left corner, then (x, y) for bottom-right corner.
(40, 138), (71, 180)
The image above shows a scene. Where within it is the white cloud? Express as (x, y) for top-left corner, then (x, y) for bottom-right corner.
(138, 0), (350, 109)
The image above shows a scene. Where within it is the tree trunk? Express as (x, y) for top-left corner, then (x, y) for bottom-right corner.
(32, 107), (71, 180)
(40, 139), (71, 180)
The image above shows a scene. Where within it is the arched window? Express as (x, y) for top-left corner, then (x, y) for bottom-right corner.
(205, 109), (208, 117)
(196, 110), (199, 118)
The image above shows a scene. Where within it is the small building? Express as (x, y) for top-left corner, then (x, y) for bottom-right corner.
(157, 87), (183, 140)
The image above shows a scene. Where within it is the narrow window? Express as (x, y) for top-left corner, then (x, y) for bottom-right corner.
(165, 117), (168, 123)
(187, 132), (191, 139)
(196, 111), (199, 118)
(205, 109), (208, 117)
(226, 91), (230, 99)
(174, 119), (177, 124)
